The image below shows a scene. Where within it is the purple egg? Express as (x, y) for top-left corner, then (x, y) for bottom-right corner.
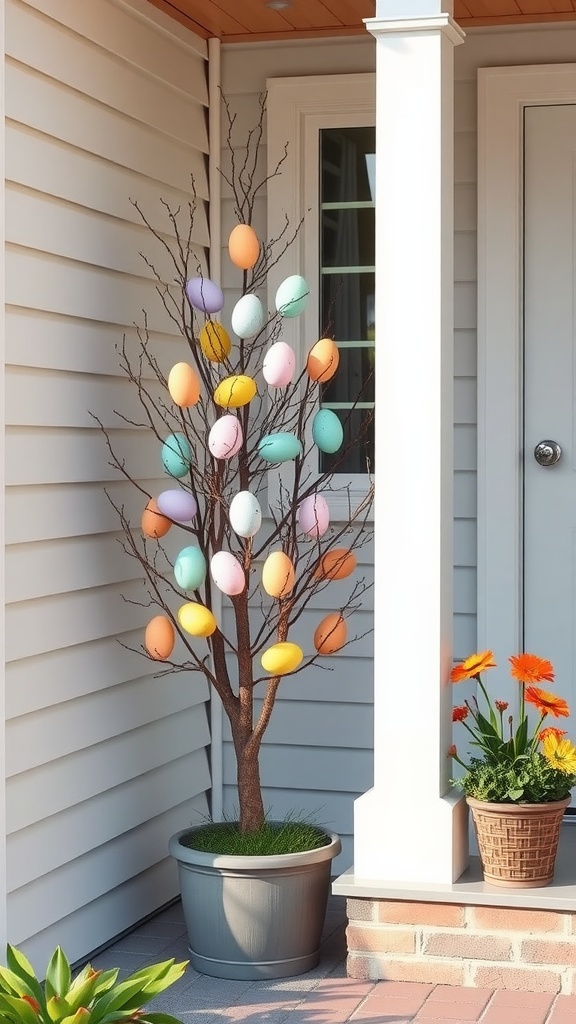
(185, 276), (224, 315)
(157, 489), (198, 523)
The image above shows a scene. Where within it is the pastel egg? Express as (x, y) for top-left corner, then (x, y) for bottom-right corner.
(168, 362), (200, 407)
(161, 432), (193, 478)
(157, 489), (197, 523)
(214, 375), (257, 409)
(258, 432), (302, 463)
(307, 338), (340, 383)
(262, 551), (295, 599)
(263, 342), (296, 387)
(199, 321), (231, 363)
(298, 493), (330, 539)
(312, 409), (344, 455)
(261, 641), (304, 675)
(141, 498), (172, 539)
(231, 294), (265, 339)
(145, 616), (175, 661)
(229, 224), (260, 270)
(275, 275), (309, 318)
(208, 415), (243, 460)
(210, 551), (246, 596)
(314, 613), (347, 655)
(314, 548), (356, 581)
(174, 545), (207, 591)
(229, 491), (262, 538)
(185, 276), (224, 314)
(178, 602), (217, 637)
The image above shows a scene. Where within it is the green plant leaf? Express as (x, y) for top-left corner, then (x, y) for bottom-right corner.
(66, 970), (105, 1013)
(58, 1009), (92, 1024)
(0, 968), (42, 1003)
(45, 951), (71, 1003)
(513, 715), (529, 756)
(5, 949), (44, 1011)
(46, 996), (68, 1024)
(0, 993), (43, 1024)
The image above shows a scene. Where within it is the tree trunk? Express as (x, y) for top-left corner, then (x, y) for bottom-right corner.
(236, 741), (265, 833)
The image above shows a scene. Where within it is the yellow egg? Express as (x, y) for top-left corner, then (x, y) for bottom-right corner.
(199, 322), (231, 363)
(314, 548), (357, 582)
(178, 602), (217, 637)
(261, 642), (304, 676)
(214, 375), (257, 409)
(168, 362), (201, 406)
(307, 338), (340, 383)
(228, 224), (260, 270)
(262, 552), (296, 599)
(141, 498), (172, 539)
(314, 613), (347, 655)
(145, 616), (175, 660)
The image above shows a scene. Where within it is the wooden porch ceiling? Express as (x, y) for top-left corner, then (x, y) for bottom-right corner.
(147, 0), (576, 42)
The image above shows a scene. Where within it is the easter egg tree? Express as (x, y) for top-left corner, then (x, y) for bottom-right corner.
(101, 96), (374, 848)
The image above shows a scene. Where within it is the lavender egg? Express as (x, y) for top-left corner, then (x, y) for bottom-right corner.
(185, 276), (224, 315)
(263, 342), (296, 387)
(210, 551), (246, 596)
(297, 493), (330, 539)
(231, 294), (265, 339)
(157, 489), (198, 523)
(208, 415), (243, 460)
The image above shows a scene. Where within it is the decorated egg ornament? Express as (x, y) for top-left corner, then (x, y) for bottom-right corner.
(307, 338), (340, 383)
(213, 375), (257, 409)
(178, 602), (217, 637)
(314, 548), (356, 581)
(174, 545), (207, 591)
(145, 616), (175, 661)
(157, 489), (197, 523)
(229, 491), (262, 538)
(210, 551), (245, 596)
(141, 498), (171, 539)
(261, 642), (304, 675)
(314, 613), (347, 655)
(199, 321), (231, 363)
(275, 275), (309, 318)
(185, 276), (224, 315)
(262, 551), (295, 599)
(257, 432), (302, 464)
(208, 415), (243, 460)
(229, 224), (260, 270)
(231, 294), (265, 339)
(263, 342), (296, 387)
(161, 433), (193, 478)
(168, 362), (200, 407)
(312, 409), (344, 455)
(297, 493), (330, 539)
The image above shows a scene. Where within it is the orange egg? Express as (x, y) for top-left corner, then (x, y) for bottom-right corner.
(228, 224), (260, 270)
(141, 498), (172, 539)
(314, 548), (357, 582)
(314, 613), (347, 655)
(306, 338), (340, 383)
(145, 615), (175, 660)
(168, 362), (201, 406)
(262, 551), (296, 599)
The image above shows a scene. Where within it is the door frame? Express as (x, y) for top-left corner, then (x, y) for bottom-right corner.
(478, 63), (576, 664)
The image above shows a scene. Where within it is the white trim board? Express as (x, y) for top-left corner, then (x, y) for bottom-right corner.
(477, 64), (576, 664)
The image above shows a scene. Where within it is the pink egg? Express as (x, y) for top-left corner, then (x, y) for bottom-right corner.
(263, 342), (296, 388)
(210, 551), (246, 596)
(157, 489), (198, 523)
(297, 493), (330, 539)
(185, 276), (224, 315)
(208, 415), (243, 460)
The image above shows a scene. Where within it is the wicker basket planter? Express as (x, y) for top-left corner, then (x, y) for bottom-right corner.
(467, 795), (570, 888)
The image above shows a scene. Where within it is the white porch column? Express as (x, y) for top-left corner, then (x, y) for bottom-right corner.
(354, 1), (467, 884)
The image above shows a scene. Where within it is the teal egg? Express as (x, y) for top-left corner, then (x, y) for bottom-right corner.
(312, 409), (344, 454)
(162, 433), (192, 478)
(174, 545), (207, 591)
(275, 275), (309, 318)
(258, 432), (302, 463)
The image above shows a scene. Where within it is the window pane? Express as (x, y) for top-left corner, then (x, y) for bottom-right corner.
(319, 409), (374, 475)
(322, 208), (375, 268)
(321, 273), (375, 342)
(322, 347), (375, 405)
(321, 127), (376, 204)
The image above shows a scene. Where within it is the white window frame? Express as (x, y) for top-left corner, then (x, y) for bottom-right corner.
(266, 73), (376, 520)
(478, 63), (576, 663)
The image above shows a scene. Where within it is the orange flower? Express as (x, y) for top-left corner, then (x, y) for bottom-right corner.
(538, 726), (568, 743)
(525, 686), (570, 719)
(450, 650), (496, 683)
(447, 744), (457, 758)
(452, 706), (469, 722)
(495, 700), (509, 712)
(509, 653), (554, 685)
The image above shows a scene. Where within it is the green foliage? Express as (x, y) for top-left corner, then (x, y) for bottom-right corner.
(181, 819), (330, 856)
(0, 945), (188, 1024)
(452, 753), (574, 803)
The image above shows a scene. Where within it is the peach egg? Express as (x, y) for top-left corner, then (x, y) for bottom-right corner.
(314, 548), (356, 582)
(229, 224), (260, 270)
(141, 498), (172, 539)
(314, 613), (347, 655)
(262, 551), (296, 599)
(145, 615), (175, 660)
(168, 362), (200, 407)
(306, 338), (340, 383)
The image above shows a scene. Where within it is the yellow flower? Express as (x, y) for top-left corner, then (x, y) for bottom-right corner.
(542, 734), (576, 775)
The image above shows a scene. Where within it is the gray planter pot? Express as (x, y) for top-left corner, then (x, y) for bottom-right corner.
(168, 825), (341, 980)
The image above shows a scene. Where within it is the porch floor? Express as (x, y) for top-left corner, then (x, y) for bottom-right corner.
(91, 895), (576, 1023)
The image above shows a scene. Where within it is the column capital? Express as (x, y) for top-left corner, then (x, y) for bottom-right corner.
(365, 12), (465, 47)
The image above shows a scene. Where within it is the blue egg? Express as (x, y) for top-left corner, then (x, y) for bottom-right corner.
(258, 432), (302, 463)
(312, 409), (344, 454)
(162, 433), (193, 478)
(174, 545), (207, 591)
(275, 275), (309, 318)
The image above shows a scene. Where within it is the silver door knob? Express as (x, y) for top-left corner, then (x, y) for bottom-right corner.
(534, 440), (562, 466)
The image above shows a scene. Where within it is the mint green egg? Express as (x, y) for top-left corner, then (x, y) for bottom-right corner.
(275, 275), (309, 318)
(174, 545), (207, 591)
(258, 432), (302, 463)
(162, 432), (192, 478)
(312, 409), (344, 454)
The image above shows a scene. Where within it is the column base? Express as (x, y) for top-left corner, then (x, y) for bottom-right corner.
(353, 787), (469, 884)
